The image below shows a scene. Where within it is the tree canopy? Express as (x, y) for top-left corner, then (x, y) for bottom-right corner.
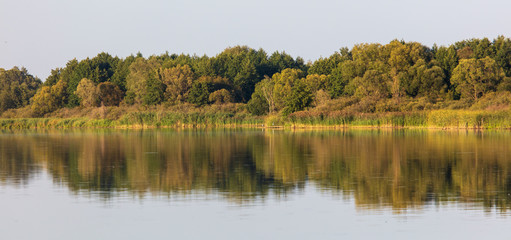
(2, 36), (511, 117)
(0, 67), (41, 113)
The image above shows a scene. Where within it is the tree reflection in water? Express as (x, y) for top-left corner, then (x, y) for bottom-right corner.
(1, 129), (511, 212)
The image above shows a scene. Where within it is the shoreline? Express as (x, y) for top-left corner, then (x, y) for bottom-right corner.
(1, 116), (510, 130)
(2, 107), (511, 130)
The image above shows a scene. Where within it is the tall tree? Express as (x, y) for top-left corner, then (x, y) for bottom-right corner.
(187, 81), (211, 106)
(31, 80), (68, 116)
(0, 67), (41, 112)
(284, 79), (313, 114)
(75, 78), (98, 107)
(493, 36), (511, 77)
(272, 68), (306, 111)
(159, 64), (195, 103)
(248, 76), (274, 115)
(434, 45), (458, 81)
(451, 57), (505, 100)
(97, 82), (123, 106)
(125, 58), (162, 105)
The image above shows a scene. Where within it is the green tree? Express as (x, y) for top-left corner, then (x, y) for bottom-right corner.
(211, 46), (271, 102)
(233, 58), (258, 102)
(53, 53), (118, 107)
(493, 36), (511, 76)
(44, 68), (61, 87)
(31, 80), (68, 116)
(353, 70), (391, 100)
(187, 81), (211, 106)
(0, 67), (41, 112)
(248, 77), (274, 115)
(247, 81), (270, 115)
(268, 51), (307, 74)
(193, 56), (216, 77)
(308, 48), (352, 75)
(400, 60), (446, 99)
(284, 80), (313, 114)
(143, 74), (165, 105)
(421, 66), (446, 100)
(327, 61), (362, 97)
(272, 68), (305, 111)
(125, 58), (162, 105)
(111, 55), (136, 92)
(451, 57), (505, 100)
(454, 38), (495, 59)
(303, 74), (328, 93)
(434, 45), (458, 80)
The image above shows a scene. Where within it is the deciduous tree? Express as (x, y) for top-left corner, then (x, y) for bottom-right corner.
(451, 57), (505, 100)
(75, 78), (98, 107)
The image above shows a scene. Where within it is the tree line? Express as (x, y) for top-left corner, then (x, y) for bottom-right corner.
(1, 36), (511, 117)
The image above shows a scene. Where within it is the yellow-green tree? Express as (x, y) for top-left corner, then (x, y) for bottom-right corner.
(75, 78), (98, 107)
(209, 89), (233, 104)
(451, 57), (505, 100)
(352, 65), (391, 100)
(31, 80), (68, 116)
(303, 74), (330, 106)
(159, 65), (195, 103)
(125, 58), (162, 105)
(272, 68), (305, 111)
(31, 86), (53, 116)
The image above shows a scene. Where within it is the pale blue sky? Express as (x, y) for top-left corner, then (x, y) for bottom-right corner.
(1, 0), (510, 80)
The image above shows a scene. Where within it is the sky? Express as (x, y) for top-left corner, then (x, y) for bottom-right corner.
(1, 0), (510, 81)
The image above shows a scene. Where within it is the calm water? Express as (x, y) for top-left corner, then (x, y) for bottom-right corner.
(1, 129), (511, 239)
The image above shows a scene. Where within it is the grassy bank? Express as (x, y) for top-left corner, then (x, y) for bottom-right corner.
(285, 110), (511, 129)
(1, 108), (511, 130)
(0, 112), (263, 129)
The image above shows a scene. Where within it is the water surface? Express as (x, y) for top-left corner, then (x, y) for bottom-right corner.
(1, 129), (511, 239)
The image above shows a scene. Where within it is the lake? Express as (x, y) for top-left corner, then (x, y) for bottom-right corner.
(1, 129), (511, 239)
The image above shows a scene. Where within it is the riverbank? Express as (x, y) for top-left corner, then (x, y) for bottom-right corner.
(1, 107), (511, 130)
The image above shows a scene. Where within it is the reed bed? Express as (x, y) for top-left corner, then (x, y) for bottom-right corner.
(1, 109), (510, 129)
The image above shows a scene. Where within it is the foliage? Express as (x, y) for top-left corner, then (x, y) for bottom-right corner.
(3, 37), (511, 118)
(125, 58), (162, 105)
(283, 80), (313, 114)
(247, 78), (271, 116)
(97, 82), (123, 106)
(451, 57), (505, 100)
(31, 80), (68, 116)
(159, 64), (195, 103)
(0, 67), (41, 113)
(209, 89), (233, 104)
(187, 81), (211, 106)
(272, 68), (306, 111)
(75, 78), (98, 107)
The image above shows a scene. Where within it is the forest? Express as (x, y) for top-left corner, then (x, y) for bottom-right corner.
(1, 36), (511, 128)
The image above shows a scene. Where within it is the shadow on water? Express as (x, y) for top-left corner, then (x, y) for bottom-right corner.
(2, 128), (511, 212)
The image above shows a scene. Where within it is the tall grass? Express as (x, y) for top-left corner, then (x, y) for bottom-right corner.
(287, 111), (428, 128)
(1, 108), (511, 129)
(427, 110), (511, 129)
(286, 109), (511, 129)
(0, 118), (114, 129)
(117, 111), (262, 128)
